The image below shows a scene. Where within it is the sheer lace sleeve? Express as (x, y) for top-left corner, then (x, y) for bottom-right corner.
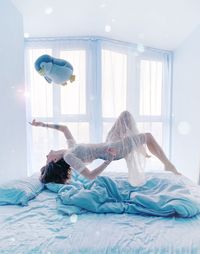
(63, 152), (86, 173)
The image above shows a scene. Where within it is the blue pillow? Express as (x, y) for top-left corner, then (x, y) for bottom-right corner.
(45, 180), (83, 193)
(0, 174), (44, 206)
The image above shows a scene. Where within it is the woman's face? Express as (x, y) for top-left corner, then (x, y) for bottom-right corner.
(46, 150), (57, 164)
(46, 150), (68, 164)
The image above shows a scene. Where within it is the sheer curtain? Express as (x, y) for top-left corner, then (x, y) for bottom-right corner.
(25, 37), (172, 175)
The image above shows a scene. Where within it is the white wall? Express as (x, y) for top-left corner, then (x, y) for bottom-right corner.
(172, 25), (200, 182)
(0, 0), (27, 183)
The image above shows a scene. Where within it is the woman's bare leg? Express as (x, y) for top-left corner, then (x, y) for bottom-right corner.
(145, 133), (180, 175)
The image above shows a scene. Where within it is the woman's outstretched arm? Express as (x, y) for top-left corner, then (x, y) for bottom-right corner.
(80, 161), (112, 180)
(29, 119), (76, 148)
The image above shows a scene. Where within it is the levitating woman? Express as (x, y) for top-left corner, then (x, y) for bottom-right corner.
(30, 111), (180, 185)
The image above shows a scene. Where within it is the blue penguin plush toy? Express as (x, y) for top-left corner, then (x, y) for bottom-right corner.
(34, 54), (75, 86)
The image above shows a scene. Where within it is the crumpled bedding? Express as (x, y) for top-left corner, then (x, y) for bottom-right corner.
(57, 173), (200, 217)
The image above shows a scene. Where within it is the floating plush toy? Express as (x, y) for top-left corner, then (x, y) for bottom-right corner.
(34, 54), (75, 86)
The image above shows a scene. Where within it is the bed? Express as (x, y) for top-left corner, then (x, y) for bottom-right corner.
(1, 172), (200, 254)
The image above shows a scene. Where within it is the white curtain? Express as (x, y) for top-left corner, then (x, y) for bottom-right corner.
(25, 37), (172, 175)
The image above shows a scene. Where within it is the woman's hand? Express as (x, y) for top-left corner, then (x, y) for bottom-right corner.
(29, 119), (44, 127)
(106, 147), (117, 162)
(46, 150), (63, 164)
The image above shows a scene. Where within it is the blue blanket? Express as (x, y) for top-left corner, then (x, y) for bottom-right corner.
(57, 174), (200, 217)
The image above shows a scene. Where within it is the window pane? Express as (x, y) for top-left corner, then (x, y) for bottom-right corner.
(60, 50), (86, 114)
(102, 49), (127, 117)
(139, 60), (163, 116)
(28, 49), (53, 117)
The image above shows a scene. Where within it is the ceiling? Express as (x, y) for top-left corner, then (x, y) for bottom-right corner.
(11, 0), (200, 50)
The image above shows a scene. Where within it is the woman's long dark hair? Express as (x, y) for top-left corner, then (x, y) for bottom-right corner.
(40, 158), (71, 184)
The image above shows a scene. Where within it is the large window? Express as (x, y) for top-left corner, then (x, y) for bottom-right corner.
(25, 38), (172, 174)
